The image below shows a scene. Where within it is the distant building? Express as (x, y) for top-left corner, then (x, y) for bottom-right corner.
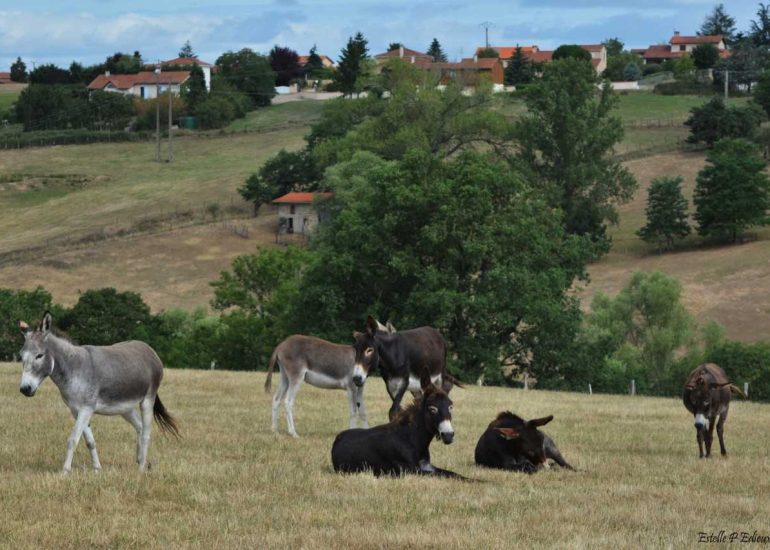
(159, 57), (214, 91)
(374, 45), (435, 64)
(476, 44), (607, 74)
(640, 32), (729, 64)
(433, 56), (505, 86)
(87, 71), (190, 98)
(272, 192), (332, 235)
(0, 72), (11, 84)
(298, 54), (335, 68)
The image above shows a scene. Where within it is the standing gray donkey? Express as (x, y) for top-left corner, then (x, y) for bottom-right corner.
(17, 311), (179, 473)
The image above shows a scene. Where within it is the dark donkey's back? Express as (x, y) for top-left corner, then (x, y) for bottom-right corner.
(683, 363), (746, 458)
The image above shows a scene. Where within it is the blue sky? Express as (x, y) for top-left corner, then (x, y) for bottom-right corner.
(0, 0), (759, 70)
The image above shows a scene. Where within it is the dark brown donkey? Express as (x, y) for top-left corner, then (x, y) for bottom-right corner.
(683, 363), (746, 458)
(352, 316), (461, 421)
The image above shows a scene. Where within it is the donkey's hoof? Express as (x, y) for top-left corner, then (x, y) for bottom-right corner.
(289, 432), (300, 439)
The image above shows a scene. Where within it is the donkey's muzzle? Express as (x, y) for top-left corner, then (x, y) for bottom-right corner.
(352, 375), (364, 387)
(440, 431), (454, 444)
(20, 385), (35, 397)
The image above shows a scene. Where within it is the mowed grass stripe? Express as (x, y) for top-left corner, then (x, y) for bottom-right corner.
(1, 365), (768, 549)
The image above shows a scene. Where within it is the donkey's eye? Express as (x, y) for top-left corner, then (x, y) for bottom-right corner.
(428, 406), (438, 414)
(448, 405), (453, 412)
(35, 354), (44, 360)
(364, 347), (374, 356)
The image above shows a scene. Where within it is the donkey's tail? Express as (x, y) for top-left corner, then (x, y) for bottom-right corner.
(444, 373), (465, 390)
(265, 347), (279, 394)
(729, 384), (748, 399)
(154, 395), (181, 437)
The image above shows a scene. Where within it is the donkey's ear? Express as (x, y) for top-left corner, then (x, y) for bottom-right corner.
(529, 415), (554, 428)
(18, 320), (30, 334)
(386, 321), (396, 333)
(352, 330), (363, 340)
(366, 315), (379, 336)
(40, 311), (53, 333)
(495, 427), (520, 440)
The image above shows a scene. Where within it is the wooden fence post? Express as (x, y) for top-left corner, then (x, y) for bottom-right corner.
(744, 382), (749, 398)
(630, 379), (636, 396)
(588, 383), (592, 395)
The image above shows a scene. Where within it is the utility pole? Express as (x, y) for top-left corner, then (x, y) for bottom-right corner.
(168, 76), (174, 162)
(724, 69), (729, 101)
(155, 65), (161, 162)
(480, 22), (494, 48)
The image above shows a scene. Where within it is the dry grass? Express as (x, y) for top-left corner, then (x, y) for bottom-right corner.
(1, 365), (768, 549)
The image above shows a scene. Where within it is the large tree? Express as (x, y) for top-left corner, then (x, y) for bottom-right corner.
(28, 64), (72, 85)
(304, 45), (325, 78)
(182, 64), (207, 112)
(692, 43), (720, 70)
(269, 45), (303, 86)
(750, 3), (770, 47)
(715, 40), (768, 92)
(427, 38), (447, 62)
(699, 3), (736, 44)
(685, 96), (764, 147)
(178, 40), (197, 58)
(602, 37), (624, 58)
(694, 138), (770, 243)
(335, 32), (369, 96)
(552, 45), (592, 63)
(215, 48), (275, 107)
(637, 176), (691, 252)
(515, 58), (636, 255)
(504, 46), (534, 86)
(10, 57), (27, 82)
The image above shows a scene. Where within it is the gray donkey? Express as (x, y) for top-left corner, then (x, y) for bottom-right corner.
(17, 311), (179, 473)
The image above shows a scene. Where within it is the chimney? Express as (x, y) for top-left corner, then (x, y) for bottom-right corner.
(411, 55), (415, 64)
(105, 70), (110, 77)
(399, 45), (404, 58)
(674, 30), (680, 36)
(473, 54), (478, 63)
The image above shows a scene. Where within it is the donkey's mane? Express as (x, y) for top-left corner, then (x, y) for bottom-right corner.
(391, 389), (447, 426)
(495, 411), (525, 422)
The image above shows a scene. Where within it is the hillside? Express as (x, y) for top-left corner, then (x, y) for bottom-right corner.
(0, 366), (767, 548)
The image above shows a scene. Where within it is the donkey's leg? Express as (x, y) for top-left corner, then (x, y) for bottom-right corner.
(272, 369), (289, 433)
(717, 411), (728, 456)
(346, 386), (358, 429)
(284, 375), (303, 438)
(388, 380), (409, 422)
(696, 428), (705, 458)
(69, 407), (101, 471)
(705, 417), (716, 458)
(138, 397), (154, 472)
(63, 408), (94, 473)
(356, 384), (369, 429)
(122, 409), (142, 464)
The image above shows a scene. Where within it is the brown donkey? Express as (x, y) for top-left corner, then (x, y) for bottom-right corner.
(683, 363), (746, 458)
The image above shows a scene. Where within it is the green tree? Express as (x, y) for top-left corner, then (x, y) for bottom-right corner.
(515, 58), (636, 255)
(694, 138), (770, 242)
(239, 150), (315, 215)
(581, 272), (696, 395)
(28, 64), (72, 85)
(552, 45), (592, 63)
(61, 288), (155, 346)
(304, 45), (325, 78)
(716, 40), (769, 92)
(477, 47), (499, 58)
(692, 43), (720, 69)
(104, 51), (143, 74)
(387, 42), (403, 52)
(685, 96), (764, 147)
(602, 37), (624, 58)
(0, 287), (55, 360)
(699, 3), (736, 44)
(755, 70), (770, 118)
(637, 176), (691, 252)
(427, 38), (447, 62)
(215, 48), (275, 107)
(269, 45), (303, 86)
(673, 55), (696, 77)
(10, 57), (27, 82)
(335, 32), (370, 96)
(504, 46), (534, 86)
(182, 64), (207, 112)
(603, 52), (642, 81)
(623, 61), (641, 81)
(750, 3), (770, 47)
(178, 40), (196, 58)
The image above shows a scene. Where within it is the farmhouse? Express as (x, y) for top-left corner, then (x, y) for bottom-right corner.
(159, 56), (214, 91)
(87, 71), (191, 99)
(640, 32), (729, 64)
(273, 192), (332, 235)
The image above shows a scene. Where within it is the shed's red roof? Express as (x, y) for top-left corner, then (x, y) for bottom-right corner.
(273, 192), (332, 204)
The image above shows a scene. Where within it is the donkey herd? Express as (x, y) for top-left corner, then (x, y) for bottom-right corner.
(14, 311), (747, 475)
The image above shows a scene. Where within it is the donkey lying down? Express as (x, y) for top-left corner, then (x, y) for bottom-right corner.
(331, 374), (462, 478)
(475, 411), (574, 473)
(17, 312), (179, 473)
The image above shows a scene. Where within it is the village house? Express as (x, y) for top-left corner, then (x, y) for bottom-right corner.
(273, 192), (332, 235)
(298, 53), (335, 68)
(158, 56), (214, 91)
(374, 45), (436, 65)
(640, 32), (729, 64)
(87, 71), (191, 98)
(478, 44), (608, 74)
(373, 46), (505, 87)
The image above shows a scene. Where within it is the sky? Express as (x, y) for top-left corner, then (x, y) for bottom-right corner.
(0, 0), (760, 70)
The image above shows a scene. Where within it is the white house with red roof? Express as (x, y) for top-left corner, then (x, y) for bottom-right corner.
(159, 56), (214, 91)
(272, 192), (332, 234)
(641, 32), (728, 64)
(87, 71), (191, 99)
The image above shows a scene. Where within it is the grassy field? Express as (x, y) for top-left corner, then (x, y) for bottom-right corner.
(224, 100), (326, 132)
(0, 83), (25, 114)
(0, 365), (767, 549)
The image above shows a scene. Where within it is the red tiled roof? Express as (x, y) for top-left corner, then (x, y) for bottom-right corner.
(161, 57), (213, 67)
(642, 45), (682, 60)
(670, 34), (722, 45)
(298, 54), (334, 65)
(88, 71), (190, 90)
(526, 51), (554, 63)
(0, 72), (11, 83)
(273, 192), (332, 204)
(476, 46), (539, 59)
(374, 47), (433, 60)
(581, 44), (605, 52)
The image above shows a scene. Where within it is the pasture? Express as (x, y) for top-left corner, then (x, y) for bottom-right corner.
(1, 365), (768, 548)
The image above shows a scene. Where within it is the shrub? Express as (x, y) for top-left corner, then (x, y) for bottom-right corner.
(194, 96), (236, 129)
(685, 97), (765, 146)
(0, 288), (57, 360)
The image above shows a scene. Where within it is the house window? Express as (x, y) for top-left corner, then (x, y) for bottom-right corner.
(680, 45), (685, 51)
(290, 205), (296, 214)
